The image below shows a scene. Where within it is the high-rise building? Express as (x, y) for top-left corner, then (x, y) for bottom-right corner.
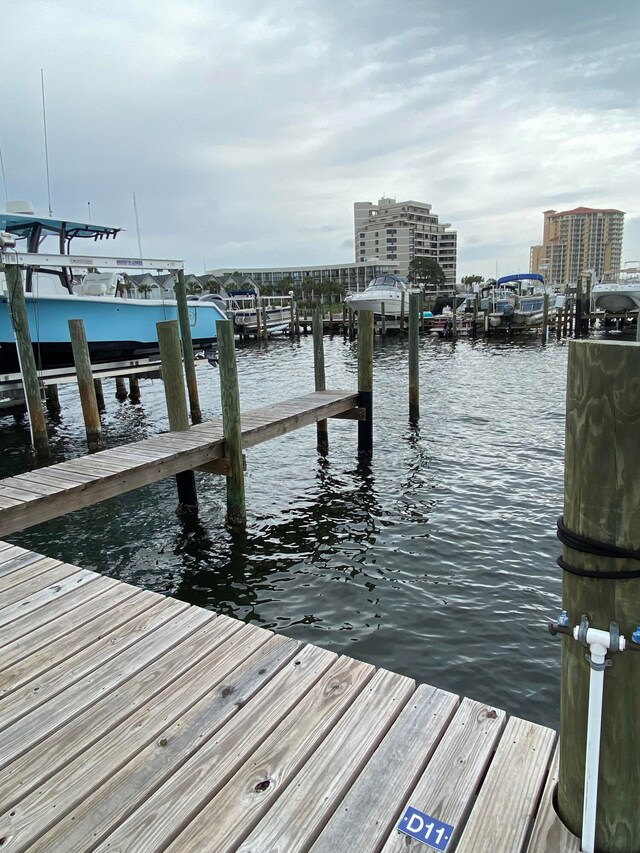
(530, 207), (624, 287)
(354, 197), (457, 283)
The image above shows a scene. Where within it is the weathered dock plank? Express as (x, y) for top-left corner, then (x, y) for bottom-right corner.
(0, 551), (563, 853)
(0, 390), (358, 537)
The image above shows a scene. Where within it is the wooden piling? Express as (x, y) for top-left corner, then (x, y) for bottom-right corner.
(5, 264), (50, 457)
(472, 294), (479, 340)
(342, 302), (347, 336)
(452, 297), (458, 339)
(408, 293), (420, 420)
(256, 302), (262, 340)
(419, 291), (425, 332)
(400, 291), (405, 332)
(295, 304), (301, 338)
(68, 319), (104, 451)
(556, 307), (563, 341)
(156, 320), (198, 514)
(357, 309), (374, 456)
(216, 319), (246, 526)
(174, 269), (202, 424)
(381, 301), (386, 336)
(313, 307), (328, 454)
(115, 376), (128, 401)
(128, 375), (141, 403)
(289, 299), (295, 338)
(542, 293), (549, 342)
(558, 340), (640, 849)
(93, 379), (106, 412)
(348, 306), (355, 339)
(45, 384), (61, 415)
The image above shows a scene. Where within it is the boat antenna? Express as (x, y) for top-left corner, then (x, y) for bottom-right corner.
(41, 69), (53, 218)
(87, 201), (92, 223)
(132, 191), (143, 258)
(0, 143), (8, 205)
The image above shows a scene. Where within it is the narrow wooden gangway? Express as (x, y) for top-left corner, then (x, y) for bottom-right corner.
(0, 544), (579, 852)
(0, 390), (359, 539)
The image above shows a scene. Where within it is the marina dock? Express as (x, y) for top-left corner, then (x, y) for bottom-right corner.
(0, 543), (577, 852)
(0, 389), (358, 538)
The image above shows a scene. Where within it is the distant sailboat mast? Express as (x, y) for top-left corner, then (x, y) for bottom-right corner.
(41, 69), (53, 218)
(132, 192), (143, 259)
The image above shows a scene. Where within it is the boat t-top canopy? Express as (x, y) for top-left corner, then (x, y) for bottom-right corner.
(0, 212), (121, 242)
(497, 273), (545, 286)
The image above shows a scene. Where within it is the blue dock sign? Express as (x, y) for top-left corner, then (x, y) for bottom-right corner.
(397, 806), (454, 851)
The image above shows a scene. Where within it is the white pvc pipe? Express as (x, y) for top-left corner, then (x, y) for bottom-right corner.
(581, 641), (606, 853)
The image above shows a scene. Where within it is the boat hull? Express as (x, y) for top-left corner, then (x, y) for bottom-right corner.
(592, 286), (640, 313)
(0, 294), (224, 372)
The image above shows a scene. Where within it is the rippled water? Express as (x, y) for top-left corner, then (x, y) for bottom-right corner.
(1, 332), (569, 727)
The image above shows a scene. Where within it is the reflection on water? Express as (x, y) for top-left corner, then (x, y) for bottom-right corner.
(2, 333), (567, 727)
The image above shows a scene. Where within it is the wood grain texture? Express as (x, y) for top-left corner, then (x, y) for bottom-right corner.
(312, 683), (459, 853)
(93, 642), (336, 852)
(559, 340), (640, 848)
(0, 563), (86, 617)
(239, 667), (415, 853)
(380, 697), (507, 853)
(455, 716), (556, 853)
(169, 655), (376, 852)
(0, 614), (241, 810)
(526, 747), (580, 853)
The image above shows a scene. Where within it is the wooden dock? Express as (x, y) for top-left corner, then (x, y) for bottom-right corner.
(0, 545), (579, 852)
(0, 390), (359, 538)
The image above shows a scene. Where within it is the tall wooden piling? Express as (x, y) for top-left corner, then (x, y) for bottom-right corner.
(400, 291), (405, 332)
(256, 303), (262, 341)
(295, 304), (301, 338)
(408, 293), (420, 420)
(313, 307), (328, 454)
(381, 301), (386, 336)
(128, 375), (141, 403)
(558, 340), (640, 850)
(472, 293), (479, 340)
(574, 280), (583, 338)
(69, 319), (104, 451)
(5, 265), (50, 457)
(115, 376), (128, 401)
(542, 293), (550, 342)
(156, 320), (198, 514)
(174, 269), (202, 424)
(217, 319), (246, 526)
(45, 384), (61, 415)
(290, 300), (295, 338)
(93, 379), (106, 412)
(452, 297), (458, 339)
(357, 309), (374, 456)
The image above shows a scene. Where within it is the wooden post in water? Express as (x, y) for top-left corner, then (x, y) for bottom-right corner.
(400, 290), (405, 332)
(313, 306), (328, 454)
(93, 379), (106, 412)
(348, 306), (355, 339)
(558, 339), (640, 850)
(381, 301), (386, 336)
(115, 376), (128, 400)
(174, 269), (202, 424)
(542, 293), (549, 342)
(289, 298), (295, 338)
(357, 309), (374, 456)
(68, 319), (104, 451)
(156, 320), (198, 514)
(342, 302), (347, 336)
(255, 302), (262, 341)
(452, 297), (458, 339)
(574, 279), (583, 338)
(420, 291), (425, 332)
(217, 319), (246, 526)
(295, 304), (301, 338)
(329, 301), (333, 333)
(5, 264), (49, 457)
(408, 293), (420, 420)
(128, 375), (141, 403)
(472, 293), (479, 340)
(556, 307), (563, 340)
(45, 384), (61, 415)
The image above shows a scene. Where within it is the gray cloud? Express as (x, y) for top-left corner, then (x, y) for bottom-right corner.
(2, 0), (639, 278)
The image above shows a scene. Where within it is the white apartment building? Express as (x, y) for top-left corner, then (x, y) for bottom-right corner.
(354, 197), (457, 282)
(206, 261), (395, 292)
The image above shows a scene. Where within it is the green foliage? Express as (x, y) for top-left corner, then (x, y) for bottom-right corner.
(407, 257), (446, 287)
(461, 274), (484, 286)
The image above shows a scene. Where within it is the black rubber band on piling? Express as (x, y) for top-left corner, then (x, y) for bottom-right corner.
(556, 515), (640, 579)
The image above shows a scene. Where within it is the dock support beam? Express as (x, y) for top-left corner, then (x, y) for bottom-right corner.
(408, 292), (420, 420)
(174, 269), (202, 424)
(5, 264), (50, 458)
(313, 306), (328, 454)
(541, 293), (549, 342)
(68, 319), (104, 452)
(558, 340), (640, 850)
(93, 379), (106, 412)
(217, 319), (246, 527)
(115, 376), (128, 401)
(156, 320), (198, 514)
(357, 309), (374, 457)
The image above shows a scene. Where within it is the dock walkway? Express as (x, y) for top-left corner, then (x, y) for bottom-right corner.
(0, 389), (358, 539)
(0, 544), (579, 852)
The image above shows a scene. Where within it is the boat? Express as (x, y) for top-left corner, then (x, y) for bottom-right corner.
(344, 274), (417, 318)
(481, 274), (550, 329)
(591, 275), (640, 313)
(202, 289), (293, 336)
(0, 202), (227, 373)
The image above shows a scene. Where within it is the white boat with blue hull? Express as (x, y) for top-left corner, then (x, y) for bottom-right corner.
(0, 204), (226, 373)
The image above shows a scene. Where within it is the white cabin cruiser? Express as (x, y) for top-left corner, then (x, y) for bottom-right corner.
(344, 274), (417, 318)
(592, 276), (640, 313)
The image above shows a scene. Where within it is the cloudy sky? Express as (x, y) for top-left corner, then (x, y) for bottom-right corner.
(3, 0), (639, 278)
